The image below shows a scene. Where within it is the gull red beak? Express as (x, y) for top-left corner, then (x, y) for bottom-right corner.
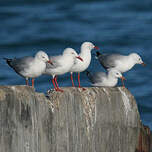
(76, 56), (83, 62)
(120, 76), (126, 81)
(94, 46), (100, 50)
(47, 60), (53, 65)
(141, 62), (146, 66)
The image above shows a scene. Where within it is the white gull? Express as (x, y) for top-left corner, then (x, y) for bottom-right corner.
(96, 52), (145, 87)
(70, 42), (99, 90)
(4, 51), (51, 88)
(44, 48), (83, 92)
(86, 68), (125, 87)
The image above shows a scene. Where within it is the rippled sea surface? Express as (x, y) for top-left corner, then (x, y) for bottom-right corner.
(0, 0), (152, 129)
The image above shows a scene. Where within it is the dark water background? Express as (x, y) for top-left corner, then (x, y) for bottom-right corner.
(0, 0), (152, 129)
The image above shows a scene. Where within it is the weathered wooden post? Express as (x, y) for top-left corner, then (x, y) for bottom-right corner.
(0, 86), (149, 152)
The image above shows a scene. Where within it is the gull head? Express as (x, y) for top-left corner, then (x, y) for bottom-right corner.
(81, 42), (99, 51)
(35, 51), (50, 63)
(108, 69), (125, 80)
(63, 48), (83, 61)
(63, 48), (77, 56)
(130, 53), (145, 66)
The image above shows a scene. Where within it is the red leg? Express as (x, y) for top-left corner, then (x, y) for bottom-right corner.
(52, 78), (58, 91)
(78, 73), (86, 91)
(25, 78), (29, 86)
(121, 78), (125, 88)
(78, 73), (81, 88)
(32, 78), (34, 88)
(54, 76), (64, 92)
(54, 76), (59, 88)
(71, 73), (75, 87)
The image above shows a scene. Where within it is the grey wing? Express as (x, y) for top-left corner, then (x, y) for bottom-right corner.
(46, 55), (62, 69)
(93, 72), (106, 83)
(11, 56), (34, 73)
(86, 71), (106, 84)
(98, 54), (122, 69)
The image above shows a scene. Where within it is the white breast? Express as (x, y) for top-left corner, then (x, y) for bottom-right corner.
(46, 55), (75, 77)
(22, 60), (46, 78)
(70, 51), (91, 73)
(92, 76), (118, 87)
(115, 58), (135, 73)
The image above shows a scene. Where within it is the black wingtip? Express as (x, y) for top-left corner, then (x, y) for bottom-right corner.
(96, 51), (101, 57)
(3, 57), (12, 62)
(3, 58), (13, 66)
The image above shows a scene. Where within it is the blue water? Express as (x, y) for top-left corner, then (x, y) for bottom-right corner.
(0, 0), (152, 129)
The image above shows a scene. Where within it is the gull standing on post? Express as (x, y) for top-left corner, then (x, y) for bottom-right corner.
(86, 69), (126, 87)
(96, 52), (145, 87)
(4, 51), (52, 88)
(44, 48), (83, 92)
(70, 42), (99, 90)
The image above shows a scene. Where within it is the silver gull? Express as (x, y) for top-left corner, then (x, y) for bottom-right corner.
(70, 41), (99, 90)
(96, 52), (145, 87)
(4, 51), (51, 87)
(86, 68), (125, 87)
(44, 48), (83, 92)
